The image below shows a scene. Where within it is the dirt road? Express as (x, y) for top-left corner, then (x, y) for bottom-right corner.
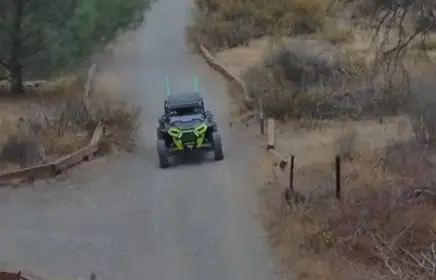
(0, 0), (276, 279)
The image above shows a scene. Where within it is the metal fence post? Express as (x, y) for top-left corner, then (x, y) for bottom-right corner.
(267, 118), (275, 150)
(258, 97), (264, 135)
(335, 155), (341, 200)
(289, 155), (295, 192)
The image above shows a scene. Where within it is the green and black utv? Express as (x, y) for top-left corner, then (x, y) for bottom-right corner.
(156, 77), (224, 168)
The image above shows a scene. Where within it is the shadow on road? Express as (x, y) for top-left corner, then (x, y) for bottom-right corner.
(137, 144), (219, 169)
(171, 151), (217, 167)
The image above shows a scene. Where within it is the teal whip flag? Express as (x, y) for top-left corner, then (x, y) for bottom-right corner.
(192, 74), (199, 92)
(164, 75), (171, 96)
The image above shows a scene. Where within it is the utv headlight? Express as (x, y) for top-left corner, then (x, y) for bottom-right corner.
(194, 124), (207, 135)
(168, 127), (182, 138)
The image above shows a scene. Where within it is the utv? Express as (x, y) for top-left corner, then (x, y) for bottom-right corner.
(156, 91), (224, 168)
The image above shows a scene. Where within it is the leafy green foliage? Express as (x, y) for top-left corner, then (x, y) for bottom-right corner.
(0, 0), (151, 93)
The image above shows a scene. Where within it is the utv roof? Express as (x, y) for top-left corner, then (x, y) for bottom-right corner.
(166, 92), (203, 108)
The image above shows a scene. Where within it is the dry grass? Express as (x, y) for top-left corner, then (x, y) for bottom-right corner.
(190, 0), (436, 126)
(188, 0), (436, 278)
(336, 126), (358, 161)
(410, 35), (436, 52)
(0, 71), (141, 171)
(258, 92), (436, 279)
(322, 26), (355, 45)
(241, 41), (378, 121)
(260, 145), (436, 280)
(211, 32), (399, 123)
(239, 39), (436, 127)
(187, 0), (330, 52)
(256, 62), (436, 279)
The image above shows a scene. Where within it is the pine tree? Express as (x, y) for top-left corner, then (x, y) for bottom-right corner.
(0, 0), (151, 94)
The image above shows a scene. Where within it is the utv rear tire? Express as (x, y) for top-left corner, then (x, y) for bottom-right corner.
(212, 132), (224, 161)
(157, 139), (170, 168)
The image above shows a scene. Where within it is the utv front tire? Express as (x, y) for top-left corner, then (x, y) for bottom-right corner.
(157, 139), (170, 168)
(212, 132), (224, 161)
(156, 127), (164, 140)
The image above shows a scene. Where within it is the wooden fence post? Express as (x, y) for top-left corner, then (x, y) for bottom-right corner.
(289, 155), (295, 192)
(335, 155), (341, 200)
(90, 272), (96, 280)
(267, 118), (275, 149)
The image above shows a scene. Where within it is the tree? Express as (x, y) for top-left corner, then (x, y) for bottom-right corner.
(360, 0), (436, 65)
(0, 0), (151, 94)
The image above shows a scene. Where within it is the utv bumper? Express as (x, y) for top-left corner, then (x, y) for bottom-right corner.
(167, 129), (213, 153)
(168, 142), (213, 154)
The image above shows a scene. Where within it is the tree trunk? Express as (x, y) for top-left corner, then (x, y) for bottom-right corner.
(9, 0), (24, 94)
(9, 64), (24, 94)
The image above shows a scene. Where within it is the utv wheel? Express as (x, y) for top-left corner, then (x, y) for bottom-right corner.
(156, 127), (164, 140)
(157, 139), (170, 168)
(212, 132), (224, 161)
(212, 124), (218, 132)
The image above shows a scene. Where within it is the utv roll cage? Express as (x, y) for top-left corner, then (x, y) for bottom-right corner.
(164, 92), (205, 116)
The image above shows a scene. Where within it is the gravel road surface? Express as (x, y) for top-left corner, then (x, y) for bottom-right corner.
(0, 0), (276, 279)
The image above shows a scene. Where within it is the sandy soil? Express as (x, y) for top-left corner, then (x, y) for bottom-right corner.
(274, 116), (413, 167)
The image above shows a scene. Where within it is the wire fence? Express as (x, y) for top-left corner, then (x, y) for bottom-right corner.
(271, 152), (345, 204)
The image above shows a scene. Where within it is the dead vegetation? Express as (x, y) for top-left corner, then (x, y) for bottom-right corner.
(255, 65), (436, 278)
(259, 93), (436, 279)
(189, 0), (436, 126)
(189, 1), (436, 278)
(261, 139), (436, 280)
(187, 0), (330, 52)
(0, 71), (141, 172)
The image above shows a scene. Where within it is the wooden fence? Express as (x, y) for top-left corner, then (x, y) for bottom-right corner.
(268, 152), (344, 203)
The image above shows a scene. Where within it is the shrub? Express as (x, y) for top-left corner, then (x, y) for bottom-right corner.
(242, 44), (355, 121)
(92, 97), (142, 152)
(187, 0), (329, 51)
(0, 118), (46, 168)
(241, 41), (416, 123)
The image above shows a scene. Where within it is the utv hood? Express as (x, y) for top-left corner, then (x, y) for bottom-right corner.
(169, 114), (204, 130)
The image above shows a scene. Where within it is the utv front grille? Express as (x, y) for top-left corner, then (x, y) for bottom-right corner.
(181, 132), (197, 144)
